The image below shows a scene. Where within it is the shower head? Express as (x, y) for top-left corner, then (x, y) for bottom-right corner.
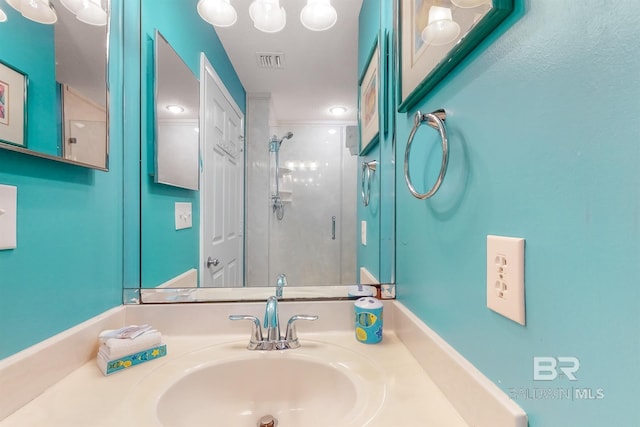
(279, 132), (293, 145)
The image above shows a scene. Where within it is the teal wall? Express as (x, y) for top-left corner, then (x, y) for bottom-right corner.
(362, 0), (639, 425)
(0, 0), (125, 358)
(139, 0), (245, 288)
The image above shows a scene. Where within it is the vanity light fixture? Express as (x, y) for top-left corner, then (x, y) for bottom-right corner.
(329, 106), (347, 115)
(300, 0), (337, 31)
(60, 0), (107, 26)
(421, 6), (460, 46)
(249, 0), (286, 33)
(6, 0), (57, 24)
(166, 105), (185, 114)
(197, 0), (337, 33)
(197, 0), (237, 27)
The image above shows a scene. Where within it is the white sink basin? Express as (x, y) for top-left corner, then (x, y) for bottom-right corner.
(127, 339), (387, 427)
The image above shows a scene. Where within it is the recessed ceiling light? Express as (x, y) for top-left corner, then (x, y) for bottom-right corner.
(329, 106), (347, 115)
(328, 128), (337, 134)
(166, 104), (184, 114)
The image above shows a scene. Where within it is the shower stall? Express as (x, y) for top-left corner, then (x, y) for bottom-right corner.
(245, 101), (357, 287)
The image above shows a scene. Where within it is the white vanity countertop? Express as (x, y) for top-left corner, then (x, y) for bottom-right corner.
(0, 331), (468, 427)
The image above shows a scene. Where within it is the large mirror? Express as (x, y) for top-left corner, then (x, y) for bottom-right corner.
(154, 31), (199, 190)
(0, 0), (110, 170)
(137, 0), (392, 302)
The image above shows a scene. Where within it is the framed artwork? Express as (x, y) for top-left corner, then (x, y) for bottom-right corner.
(359, 38), (381, 154)
(0, 61), (27, 147)
(397, 0), (514, 112)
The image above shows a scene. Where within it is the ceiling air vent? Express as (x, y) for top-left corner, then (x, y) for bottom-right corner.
(256, 52), (286, 69)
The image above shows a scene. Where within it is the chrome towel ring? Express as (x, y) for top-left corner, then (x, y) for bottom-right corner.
(404, 109), (449, 200)
(361, 160), (377, 206)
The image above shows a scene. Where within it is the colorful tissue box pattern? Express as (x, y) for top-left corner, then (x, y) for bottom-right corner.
(103, 344), (167, 375)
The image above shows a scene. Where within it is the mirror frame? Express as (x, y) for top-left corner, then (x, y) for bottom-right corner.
(0, 0), (111, 171)
(397, 0), (514, 113)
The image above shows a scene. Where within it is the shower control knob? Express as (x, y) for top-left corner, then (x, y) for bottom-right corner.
(206, 257), (220, 268)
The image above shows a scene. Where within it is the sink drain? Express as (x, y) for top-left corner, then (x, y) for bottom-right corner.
(258, 414), (277, 427)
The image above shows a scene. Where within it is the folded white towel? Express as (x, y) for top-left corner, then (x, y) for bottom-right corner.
(98, 324), (153, 342)
(99, 330), (162, 360)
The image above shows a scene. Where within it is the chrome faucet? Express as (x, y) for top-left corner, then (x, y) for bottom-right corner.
(263, 296), (281, 342)
(229, 294), (318, 350)
(276, 273), (287, 298)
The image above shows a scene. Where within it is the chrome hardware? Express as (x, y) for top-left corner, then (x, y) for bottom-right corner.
(404, 109), (449, 200)
(229, 292), (318, 351)
(276, 273), (287, 298)
(285, 314), (319, 349)
(361, 160), (377, 206)
(263, 296), (281, 342)
(228, 315), (263, 350)
(258, 414), (277, 427)
(331, 216), (336, 240)
(206, 256), (220, 267)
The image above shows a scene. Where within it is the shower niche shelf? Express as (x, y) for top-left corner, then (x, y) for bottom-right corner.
(279, 190), (293, 203)
(278, 168), (293, 203)
(278, 167), (293, 177)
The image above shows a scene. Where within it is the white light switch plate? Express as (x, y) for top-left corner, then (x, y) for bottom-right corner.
(175, 202), (192, 230)
(486, 235), (525, 325)
(0, 184), (17, 250)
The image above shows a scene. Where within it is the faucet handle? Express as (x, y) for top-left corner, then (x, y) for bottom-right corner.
(285, 314), (318, 349)
(229, 315), (264, 350)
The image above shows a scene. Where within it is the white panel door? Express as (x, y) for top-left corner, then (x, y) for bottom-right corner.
(201, 56), (244, 287)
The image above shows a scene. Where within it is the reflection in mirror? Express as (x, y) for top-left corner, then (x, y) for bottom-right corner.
(154, 31), (199, 190)
(398, 0), (512, 112)
(245, 122), (357, 287)
(0, 0), (109, 170)
(136, 0), (393, 303)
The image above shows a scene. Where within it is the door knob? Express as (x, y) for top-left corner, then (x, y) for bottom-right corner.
(207, 257), (220, 267)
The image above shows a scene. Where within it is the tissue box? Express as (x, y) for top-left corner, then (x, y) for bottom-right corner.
(98, 344), (167, 376)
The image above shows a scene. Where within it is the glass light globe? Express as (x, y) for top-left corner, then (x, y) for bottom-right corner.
(197, 0), (237, 28)
(76, 0), (106, 26)
(60, 0), (84, 14)
(0, 9), (7, 22)
(451, 0), (489, 8)
(249, 0), (286, 33)
(8, 0), (57, 24)
(421, 6), (460, 46)
(300, 0), (337, 32)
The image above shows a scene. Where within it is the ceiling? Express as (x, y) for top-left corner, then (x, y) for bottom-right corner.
(213, 0), (364, 124)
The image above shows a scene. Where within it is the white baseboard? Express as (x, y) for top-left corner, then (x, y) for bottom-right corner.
(155, 268), (198, 288)
(0, 306), (125, 421)
(391, 301), (527, 427)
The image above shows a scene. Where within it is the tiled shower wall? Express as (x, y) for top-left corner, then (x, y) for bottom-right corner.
(245, 95), (357, 286)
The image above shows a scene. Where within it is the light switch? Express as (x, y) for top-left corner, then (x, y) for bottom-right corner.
(175, 202), (192, 230)
(0, 184), (17, 250)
